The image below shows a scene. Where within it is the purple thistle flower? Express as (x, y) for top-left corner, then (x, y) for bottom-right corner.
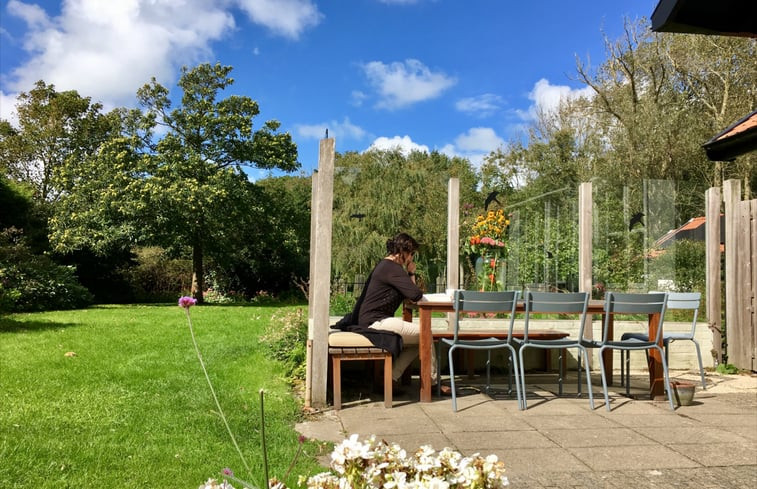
(222, 467), (233, 476)
(178, 296), (197, 308)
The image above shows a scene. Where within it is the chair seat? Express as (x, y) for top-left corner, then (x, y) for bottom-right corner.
(620, 332), (648, 341)
(603, 339), (659, 349)
(663, 332), (693, 341)
(441, 337), (513, 348)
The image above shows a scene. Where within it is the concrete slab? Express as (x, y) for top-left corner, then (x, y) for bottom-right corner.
(446, 430), (557, 450)
(296, 371), (757, 487)
(669, 442), (757, 467)
(569, 444), (700, 471)
(542, 427), (656, 447)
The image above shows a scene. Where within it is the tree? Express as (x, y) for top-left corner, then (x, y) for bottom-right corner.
(331, 149), (478, 290)
(0, 81), (118, 203)
(50, 63), (299, 303)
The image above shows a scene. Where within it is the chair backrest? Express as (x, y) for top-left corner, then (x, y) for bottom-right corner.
(603, 292), (668, 343)
(524, 291), (589, 341)
(659, 291), (701, 337)
(452, 290), (520, 342)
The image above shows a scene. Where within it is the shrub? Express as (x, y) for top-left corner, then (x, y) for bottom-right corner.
(0, 228), (93, 312)
(260, 308), (308, 382)
(121, 246), (193, 302)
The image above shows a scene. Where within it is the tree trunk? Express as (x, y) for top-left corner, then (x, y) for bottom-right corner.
(191, 236), (205, 304)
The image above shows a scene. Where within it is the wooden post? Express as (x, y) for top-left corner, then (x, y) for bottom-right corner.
(723, 179), (740, 363)
(308, 138), (335, 408)
(705, 187), (722, 366)
(447, 178), (460, 290)
(578, 182), (593, 363)
(734, 199), (757, 371)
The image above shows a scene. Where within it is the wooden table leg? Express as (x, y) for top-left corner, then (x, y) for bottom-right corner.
(419, 307), (432, 402)
(647, 313), (665, 400)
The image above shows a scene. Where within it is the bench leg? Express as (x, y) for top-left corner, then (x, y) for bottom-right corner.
(332, 356), (342, 411)
(384, 355), (392, 408)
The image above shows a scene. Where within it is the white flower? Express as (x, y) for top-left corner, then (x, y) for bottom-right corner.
(198, 479), (235, 489)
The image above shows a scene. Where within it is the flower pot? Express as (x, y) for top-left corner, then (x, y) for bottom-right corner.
(671, 381), (696, 406)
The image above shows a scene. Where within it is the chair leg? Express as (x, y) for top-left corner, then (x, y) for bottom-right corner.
(692, 339), (706, 389)
(448, 346), (458, 412)
(332, 356), (342, 411)
(625, 350), (631, 396)
(599, 347), (611, 411)
(657, 345), (675, 411)
(620, 350), (625, 387)
(485, 350), (492, 393)
(580, 347), (595, 409)
(436, 341), (443, 397)
(509, 347), (522, 409)
(558, 348), (564, 397)
(518, 346), (528, 410)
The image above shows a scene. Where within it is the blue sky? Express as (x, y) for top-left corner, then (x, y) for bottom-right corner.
(0, 0), (661, 179)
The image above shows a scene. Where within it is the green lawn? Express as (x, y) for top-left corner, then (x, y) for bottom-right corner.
(0, 304), (326, 488)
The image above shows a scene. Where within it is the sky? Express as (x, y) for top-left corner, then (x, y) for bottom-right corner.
(0, 0), (662, 179)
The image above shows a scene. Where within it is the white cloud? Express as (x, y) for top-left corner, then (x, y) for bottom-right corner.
(361, 59), (456, 110)
(2, 0), (321, 107)
(235, 0), (322, 39)
(0, 91), (20, 126)
(440, 127), (505, 168)
(517, 78), (594, 122)
(350, 90), (367, 107)
(455, 93), (504, 117)
(295, 117), (367, 141)
(367, 135), (429, 156)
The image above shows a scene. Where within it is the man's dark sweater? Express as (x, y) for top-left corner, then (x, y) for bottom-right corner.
(358, 259), (423, 327)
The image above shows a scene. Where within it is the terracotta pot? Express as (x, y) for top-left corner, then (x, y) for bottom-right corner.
(671, 381), (696, 406)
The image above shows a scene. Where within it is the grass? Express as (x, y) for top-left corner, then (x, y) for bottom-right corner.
(0, 303), (327, 488)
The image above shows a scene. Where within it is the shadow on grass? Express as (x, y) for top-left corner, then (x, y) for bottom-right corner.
(0, 316), (78, 333)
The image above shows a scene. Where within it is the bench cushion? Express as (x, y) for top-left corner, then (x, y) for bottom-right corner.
(328, 331), (376, 348)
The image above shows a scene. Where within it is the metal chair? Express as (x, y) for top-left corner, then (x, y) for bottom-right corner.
(440, 290), (522, 411)
(599, 292), (675, 411)
(620, 292), (706, 392)
(517, 291), (595, 410)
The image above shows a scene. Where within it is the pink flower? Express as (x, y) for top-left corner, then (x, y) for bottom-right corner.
(178, 296), (197, 308)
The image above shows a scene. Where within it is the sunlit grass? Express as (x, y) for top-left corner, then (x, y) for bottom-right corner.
(0, 304), (326, 488)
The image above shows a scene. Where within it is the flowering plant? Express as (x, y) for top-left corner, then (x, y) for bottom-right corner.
(202, 434), (509, 489)
(463, 209), (510, 291)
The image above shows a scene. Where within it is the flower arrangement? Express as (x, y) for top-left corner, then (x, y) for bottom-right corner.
(202, 434), (509, 489)
(463, 209), (510, 291)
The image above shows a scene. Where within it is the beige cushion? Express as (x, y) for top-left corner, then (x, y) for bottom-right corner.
(328, 331), (374, 347)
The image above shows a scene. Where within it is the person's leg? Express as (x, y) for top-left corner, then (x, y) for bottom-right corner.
(370, 317), (437, 382)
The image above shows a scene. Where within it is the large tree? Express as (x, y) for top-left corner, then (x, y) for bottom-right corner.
(0, 81), (118, 203)
(331, 149), (478, 291)
(50, 63), (299, 302)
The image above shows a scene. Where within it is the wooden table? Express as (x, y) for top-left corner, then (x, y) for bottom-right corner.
(404, 299), (665, 402)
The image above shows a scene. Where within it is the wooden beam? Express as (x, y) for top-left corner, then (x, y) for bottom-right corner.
(705, 186), (722, 365)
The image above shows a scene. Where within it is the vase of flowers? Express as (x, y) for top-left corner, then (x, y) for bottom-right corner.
(464, 208), (510, 291)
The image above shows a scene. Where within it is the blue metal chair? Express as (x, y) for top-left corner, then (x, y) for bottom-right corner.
(441, 290), (522, 411)
(620, 292), (706, 393)
(599, 292), (675, 411)
(517, 291), (595, 410)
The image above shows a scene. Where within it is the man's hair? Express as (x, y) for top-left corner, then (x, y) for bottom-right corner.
(386, 233), (419, 255)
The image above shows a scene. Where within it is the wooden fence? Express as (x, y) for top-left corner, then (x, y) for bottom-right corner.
(710, 179), (756, 371)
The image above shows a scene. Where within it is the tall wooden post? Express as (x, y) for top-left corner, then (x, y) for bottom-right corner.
(578, 182), (593, 350)
(447, 178), (460, 290)
(308, 138), (335, 408)
(705, 187), (722, 365)
(723, 179), (740, 360)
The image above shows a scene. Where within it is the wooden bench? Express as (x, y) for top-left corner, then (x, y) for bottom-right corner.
(328, 331), (392, 410)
